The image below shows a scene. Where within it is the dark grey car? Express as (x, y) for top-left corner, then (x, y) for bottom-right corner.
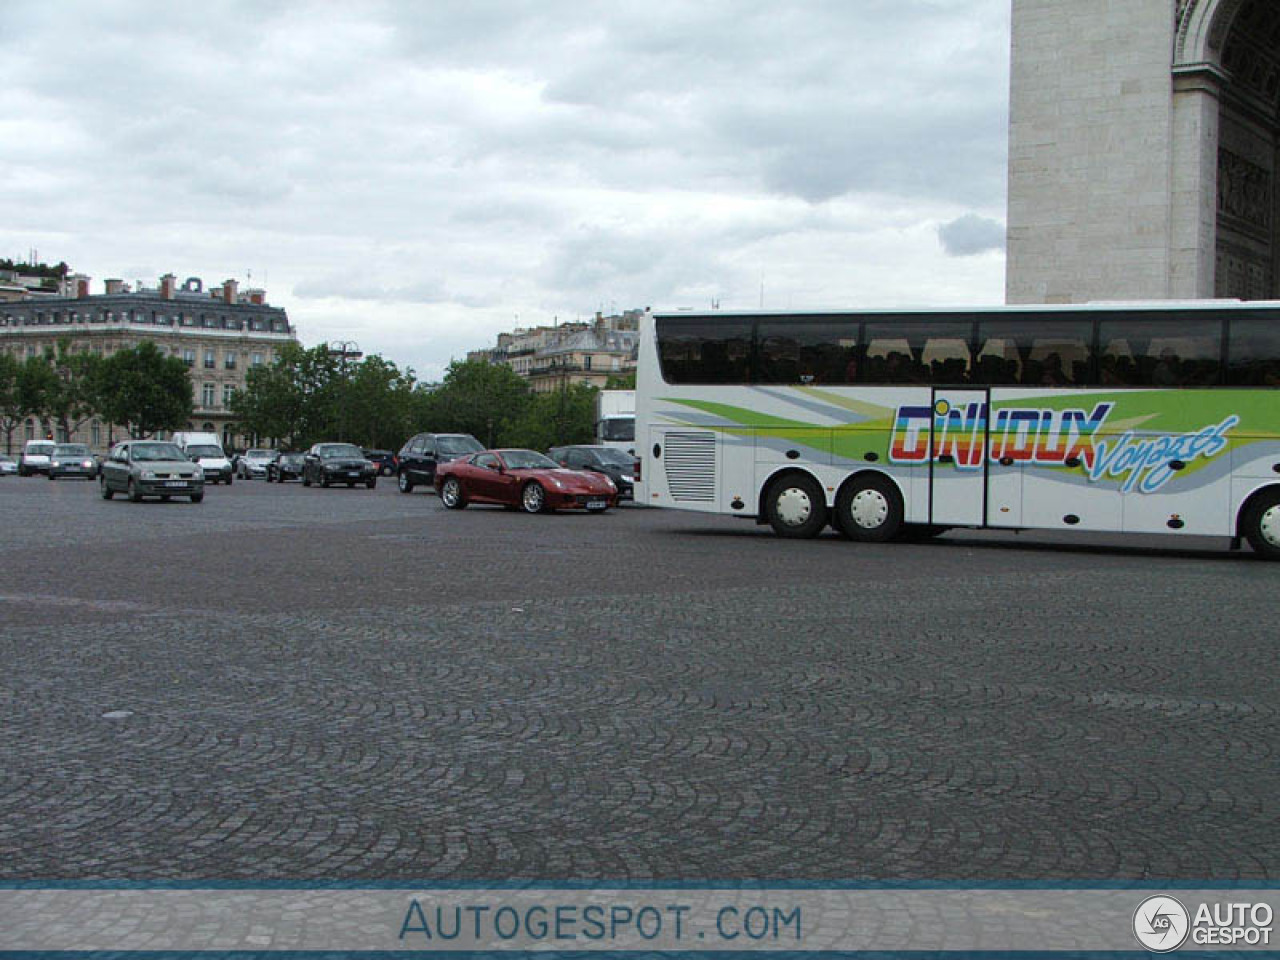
(548, 444), (638, 501)
(100, 441), (205, 503)
(301, 443), (377, 488)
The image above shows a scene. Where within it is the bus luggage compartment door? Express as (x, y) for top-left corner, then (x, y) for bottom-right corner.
(928, 388), (989, 527)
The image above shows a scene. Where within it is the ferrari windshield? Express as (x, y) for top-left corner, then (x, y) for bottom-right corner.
(132, 443), (187, 462)
(502, 450), (558, 470)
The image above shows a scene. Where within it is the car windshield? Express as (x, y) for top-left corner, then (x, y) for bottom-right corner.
(54, 445), (90, 456)
(502, 450), (558, 470)
(439, 436), (484, 456)
(595, 448), (636, 467)
(27, 443), (56, 454)
(132, 443), (186, 462)
(281, 453), (304, 464)
(186, 445), (224, 457)
(247, 449), (274, 458)
(319, 444), (363, 459)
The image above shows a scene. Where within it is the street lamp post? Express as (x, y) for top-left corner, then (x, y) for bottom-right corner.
(327, 340), (363, 442)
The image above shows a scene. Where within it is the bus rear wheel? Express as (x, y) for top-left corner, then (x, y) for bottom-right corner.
(1243, 489), (1280, 560)
(835, 474), (903, 542)
(764, 474), (827, 539)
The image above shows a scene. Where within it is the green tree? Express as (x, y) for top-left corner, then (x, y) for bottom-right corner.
(341, 355), (417, 449)
(501, 383), (598, 450)
(417, 360), (530, 447)
(15, 354), (59, 442)
(604, 371), (636, 390)
(41, 339), (103, 443)
(97, 342), (193, 438)
(0, 353), (24, 453)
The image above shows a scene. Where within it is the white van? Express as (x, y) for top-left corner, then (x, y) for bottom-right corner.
(18, 439), (57, 476)
(171, 432), (234, 485)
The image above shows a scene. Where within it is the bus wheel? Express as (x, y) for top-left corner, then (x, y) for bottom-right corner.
(764, 474), (827, 539)
(835, 474), (903, 542)
(1243, 489), (1280, 560)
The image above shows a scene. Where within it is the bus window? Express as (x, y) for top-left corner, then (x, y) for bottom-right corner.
(1227, 316), (1280, 386)
(656, 317), (752, 384)
(756, 319), (859, 384)
(863, 320), (972, 384)
(976, 318), (1093, 386)
(1099, 317), (1222, 387)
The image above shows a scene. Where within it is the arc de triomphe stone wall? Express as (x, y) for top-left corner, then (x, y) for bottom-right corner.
(1006, 0), (1280, 304)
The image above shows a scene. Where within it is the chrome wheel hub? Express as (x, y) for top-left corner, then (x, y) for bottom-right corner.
(775, 487), (813, 527)
(523, 485), (543, 511)
(850, 489), (889, 528)
(1260, 504), (1280, 548)
(442, 480), (459, 506)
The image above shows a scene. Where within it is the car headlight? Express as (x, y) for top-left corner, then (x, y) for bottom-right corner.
(194, 467), (204, 480)
(82, 460), (94, 468)
(141, 470), (156, 480)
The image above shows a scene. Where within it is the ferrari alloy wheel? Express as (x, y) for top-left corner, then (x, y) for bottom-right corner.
(441, 476), (467, 509)
(521, 482), (546, 514)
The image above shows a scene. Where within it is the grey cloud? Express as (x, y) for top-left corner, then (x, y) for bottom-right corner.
(938, 213), (1005, 256)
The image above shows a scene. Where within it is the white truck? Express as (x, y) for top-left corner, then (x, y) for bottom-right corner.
(595, 389), (635, 455)
(170, 431), (234, 485)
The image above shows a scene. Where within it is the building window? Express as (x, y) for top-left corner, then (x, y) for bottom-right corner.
(222, 384), (235, 406)
(25, 420), (34, 441)
(91, 421), (101, 446)
(202, 383), (216, 408)
(224, 352), (236, 370)
(204, 349), (216, 369)
(251, 352), (264, 367)
(183, 349), (195, 367)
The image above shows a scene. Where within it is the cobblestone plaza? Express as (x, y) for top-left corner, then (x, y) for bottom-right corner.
(1, 479), (1276, 881)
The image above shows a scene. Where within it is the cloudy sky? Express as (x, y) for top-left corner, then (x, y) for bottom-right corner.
(2, 0), (1010, 382)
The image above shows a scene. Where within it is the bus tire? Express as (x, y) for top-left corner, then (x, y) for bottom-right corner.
(1242, 488), (1280, 560)
(764, 473), (828, 539)
(835, 474), (903, 543)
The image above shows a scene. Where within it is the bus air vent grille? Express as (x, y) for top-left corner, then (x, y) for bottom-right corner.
(663, 431), (717, 502)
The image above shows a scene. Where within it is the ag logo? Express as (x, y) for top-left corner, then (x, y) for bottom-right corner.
(1133, 895), (1190, 952)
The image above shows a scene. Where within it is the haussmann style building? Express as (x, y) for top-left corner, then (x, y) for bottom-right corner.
(0, 272), (297, 453)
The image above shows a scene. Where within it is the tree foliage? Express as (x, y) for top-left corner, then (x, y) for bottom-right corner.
(500, 382), (598, 450)
(415, 361), (531, 448)
(96, 342), (194, 438)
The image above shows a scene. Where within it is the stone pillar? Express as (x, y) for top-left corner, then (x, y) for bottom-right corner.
(1169, 67), (1223, 298)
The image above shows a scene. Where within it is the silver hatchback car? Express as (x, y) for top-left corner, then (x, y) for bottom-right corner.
(100, 440), (205, 503)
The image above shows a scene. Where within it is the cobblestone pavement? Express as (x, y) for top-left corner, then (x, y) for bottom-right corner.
(1, 476), (1276, 881)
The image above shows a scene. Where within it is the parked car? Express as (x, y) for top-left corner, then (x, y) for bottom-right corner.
(435, 448), (617, 513)
(396, 432), (485, 493)
(548, 444), (638, 501)
(266, 451), (306, 482)
(301, 443), (378, 488)
(172, 433), (234, 485)
(237, 448), (277, 479)
(99, 440), (204, 503)
(362, 449), (396, 477)
(18, 439), (56, 476)
(48, 443), (98, 481)
(0, 455), (17, 476)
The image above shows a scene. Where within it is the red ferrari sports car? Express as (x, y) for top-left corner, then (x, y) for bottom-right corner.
(434, 448), (618, 513)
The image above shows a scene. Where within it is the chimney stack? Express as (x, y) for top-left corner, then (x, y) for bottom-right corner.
(74, 274), (91, 298)
(105, 278), (125, 295)
(160, 273), (176, 299)
(245, 288), (265, 305)
(222, 278), (239, 303)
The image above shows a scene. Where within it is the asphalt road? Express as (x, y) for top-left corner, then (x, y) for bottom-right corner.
(1, 474), (1276, 881)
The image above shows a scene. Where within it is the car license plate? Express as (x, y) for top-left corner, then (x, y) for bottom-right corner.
(586, 499), (608, 510)
(165, 480), (188, 487)
(347, 471), (360, 477)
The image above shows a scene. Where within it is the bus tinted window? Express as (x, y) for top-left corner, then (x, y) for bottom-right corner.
(976, 317), (1093, 386)
(1227, 315), (1280, 386)
(1099, 317), (1222, 387)
(756, 319), (859, 384)
(863, 319), (972, 384)
(656, 318), (752, 384)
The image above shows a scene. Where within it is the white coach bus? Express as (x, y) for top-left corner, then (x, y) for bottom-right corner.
(634, 303), (1280, 558)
